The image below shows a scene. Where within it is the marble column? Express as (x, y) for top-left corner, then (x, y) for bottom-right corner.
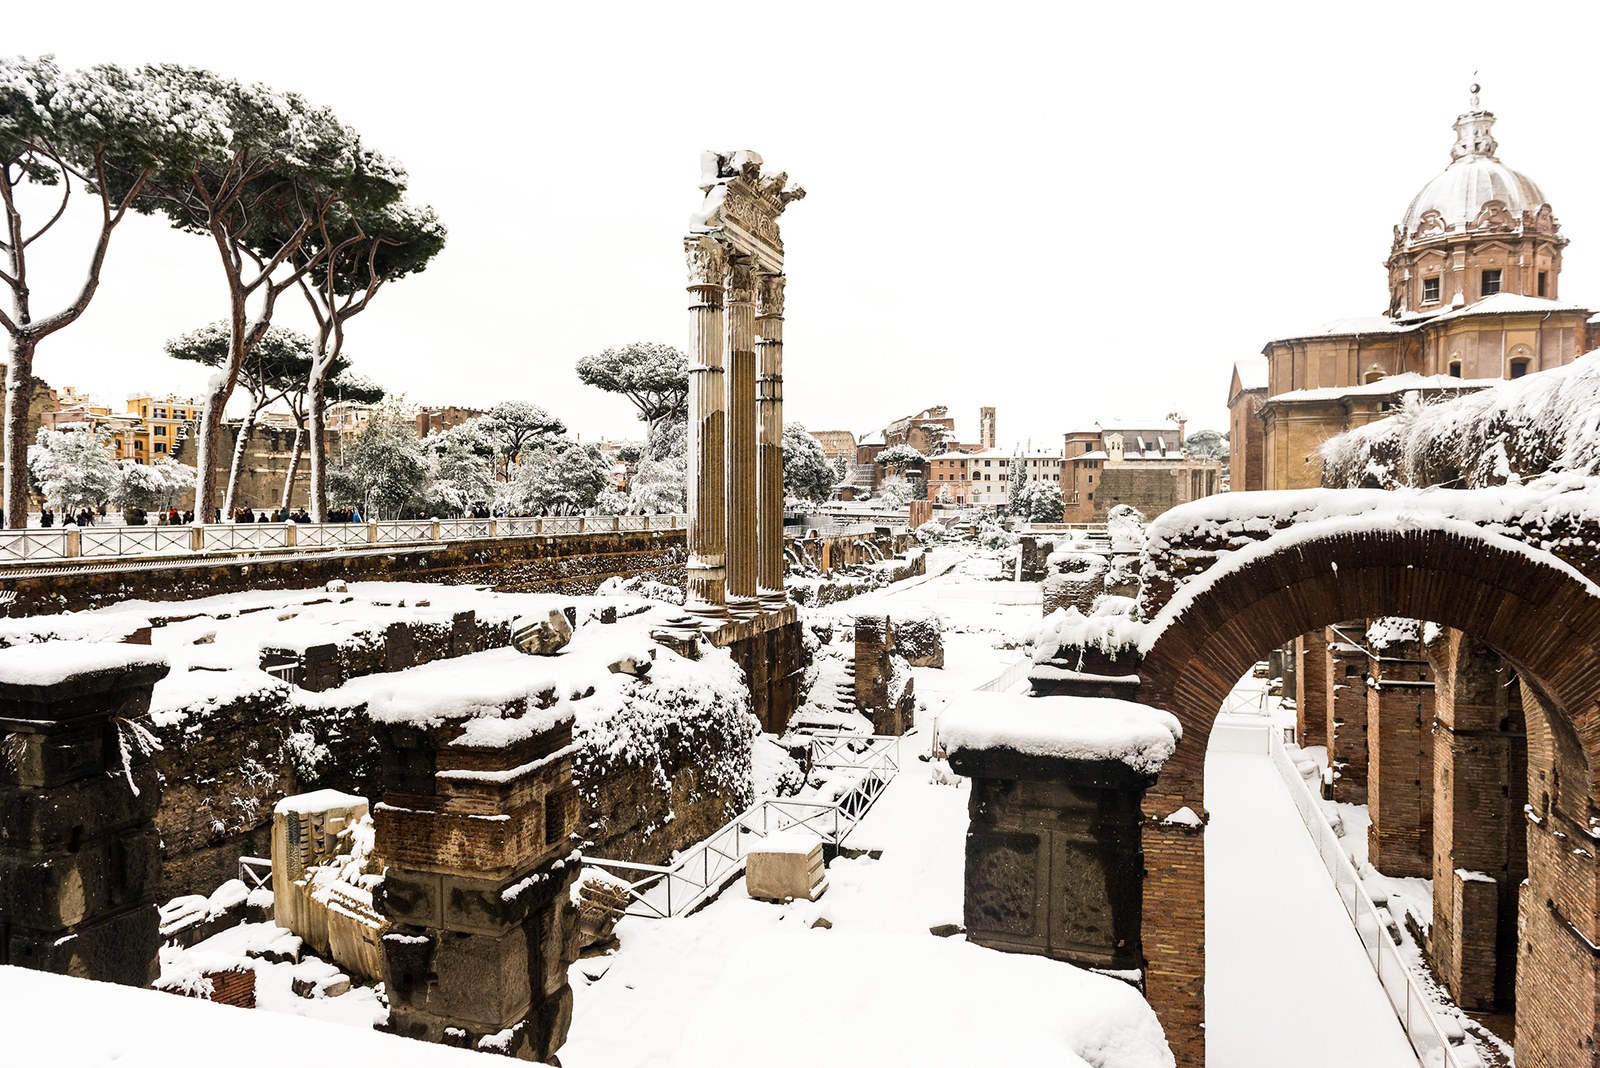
(756, 271), (787, 610)
(684, 235), (728, 619)
(723, 253), (759, 620)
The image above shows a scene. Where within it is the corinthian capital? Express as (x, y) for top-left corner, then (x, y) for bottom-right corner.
(756, 272), (786, 317)
(685, 234), (728, 287)
(725, 253), (757, 302)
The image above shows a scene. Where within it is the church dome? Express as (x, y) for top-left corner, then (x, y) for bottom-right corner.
(1397, 86), (1559, 248)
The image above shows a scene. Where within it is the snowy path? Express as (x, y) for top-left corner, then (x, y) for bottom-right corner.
(1205, 720), (1420, 1068)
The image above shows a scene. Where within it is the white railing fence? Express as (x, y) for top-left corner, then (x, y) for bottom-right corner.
(0, 513), (689, 565)
(1267, 730), (1482, 1068)
(584, 733), (901, 920)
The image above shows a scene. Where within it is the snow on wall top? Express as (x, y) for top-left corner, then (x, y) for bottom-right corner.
(273, 788), (367, 816)
(1267, 373), (1492, 405)
(940, 693), (1181, 774)
(1322, 351), (1600, 490)
(0, 641), (166, 688)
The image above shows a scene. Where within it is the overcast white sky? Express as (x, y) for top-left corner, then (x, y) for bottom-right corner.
(7, 1), (1600, 448)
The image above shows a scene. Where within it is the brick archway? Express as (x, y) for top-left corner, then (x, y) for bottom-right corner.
(1129, 523), (1600, 1067)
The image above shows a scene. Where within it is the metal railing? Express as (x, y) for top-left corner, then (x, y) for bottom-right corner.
(585, 733), (901, 920)
(1267, 729), (1481, 1068)
(0, 514), (688, 565)
(976, 656), (1034, 694)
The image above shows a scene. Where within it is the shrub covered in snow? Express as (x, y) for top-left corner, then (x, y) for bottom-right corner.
(1321, 352), (1600, 489)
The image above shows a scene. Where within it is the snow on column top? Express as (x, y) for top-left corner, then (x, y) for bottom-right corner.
(272, 788), (368, 817)
(0, 641), (167, 688)
(941, 693), (1182, 776)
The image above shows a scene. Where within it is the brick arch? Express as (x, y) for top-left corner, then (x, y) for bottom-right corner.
(1137, 525), (1600, 808)
(1127, 522), (1600, 1067)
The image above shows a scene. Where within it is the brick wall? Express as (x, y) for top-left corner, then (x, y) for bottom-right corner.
(8, 529), (687, 616)
(1365, 636), (1434, 879)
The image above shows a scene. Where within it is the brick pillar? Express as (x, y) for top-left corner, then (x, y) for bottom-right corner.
(1325, 625), (1369, 803)
(374, 704), (581, 1061)
(0, 645), (169, 986)
(1141, 814), (1206, 1068)
(1516, 680), (1600, 1063)
(1427, 629), (1526, 1012)
(1365, 624), (1433, 878)
(1294, 629), (1330, 747)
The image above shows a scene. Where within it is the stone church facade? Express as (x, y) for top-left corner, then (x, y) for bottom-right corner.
(1231, 87), (1600, 491)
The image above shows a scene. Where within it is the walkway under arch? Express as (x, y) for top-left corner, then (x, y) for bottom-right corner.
(1044, 515), (1600, 1067)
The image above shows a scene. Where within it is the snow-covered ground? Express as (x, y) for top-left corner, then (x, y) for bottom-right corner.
(561, 746), (1172, 1068)
(1205, 715), (1420, 1068)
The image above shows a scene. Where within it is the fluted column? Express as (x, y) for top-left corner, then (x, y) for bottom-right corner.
(723, 253), (759, 619)
(756, 271), (787, 610)
(684, 235), (729, 619)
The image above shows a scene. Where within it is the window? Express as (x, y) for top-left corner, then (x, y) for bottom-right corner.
(154, 426), (168, 437)
(1538, 271), (1548, 297)
(1087, 493), (1094, 501)
(1481, 268), (1502, 296)
(1421, 276), (1441, 304)
(1448, 360), (1462, 378)
(1510, 359), (1530, 379)
(1088, 474), (1094, 484)
(154, 443), (167, 454)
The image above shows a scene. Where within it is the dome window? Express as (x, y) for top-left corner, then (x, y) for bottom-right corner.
(1510, 358), (1530, 379)
(1449, 360), (1463, 378)
(1422, 276), (1441, 305)
(1538, 271), (1548, 297)
(1481, 268), (1502, 297)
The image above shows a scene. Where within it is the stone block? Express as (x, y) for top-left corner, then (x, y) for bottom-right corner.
(386, 926), (533, 1031)
(0, 826), (162, 929)
(0, 719), (108, 789)
(378, 869), (444, 929)
(745, 834), (827, 902)
(0, 763), (160, 849)
(5, 899), (159, 987)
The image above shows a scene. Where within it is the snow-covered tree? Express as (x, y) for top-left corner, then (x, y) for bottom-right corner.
(166, 322), (313, 516)
(499, 440), (609, 515)
(1, 58), (226, 527)
(782, 423), (834, 503)
(482, 401), (565, 478)
(1185, 429), (1228, 461)
(296, 198), (445, 521)
(327, 400), (430, 519)
(629, 414), (687, 514)
(576, 342), (689, 437)
(876, 444), (926, 467)
(281, 367), (384, 514)
(422, 419), (496, 516)
(1012, 479), (1065, 523)
(135, 63), (412, 524)
(27, 427), (118, 513)
(112, 458), (196, 512)
(877, 476), (917, 509)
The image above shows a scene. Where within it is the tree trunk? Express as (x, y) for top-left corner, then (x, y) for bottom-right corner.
(191, 375), (234, 525)
(280, 422), (304, 515)
(308, 376), (329, 522)
(220, 404), (261, 519)
(3, 337), (36, 529)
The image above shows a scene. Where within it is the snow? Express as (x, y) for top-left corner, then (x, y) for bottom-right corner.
(940, 692), (1181, 774)
(0, 640), (165, 687)
(562, 745), (1172, 1068)
(1267, 371), (1491, 404)
(1, 965), (489, 1068)
(1205, 717), (1419, 1068)
(272, 787), (365, 816)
